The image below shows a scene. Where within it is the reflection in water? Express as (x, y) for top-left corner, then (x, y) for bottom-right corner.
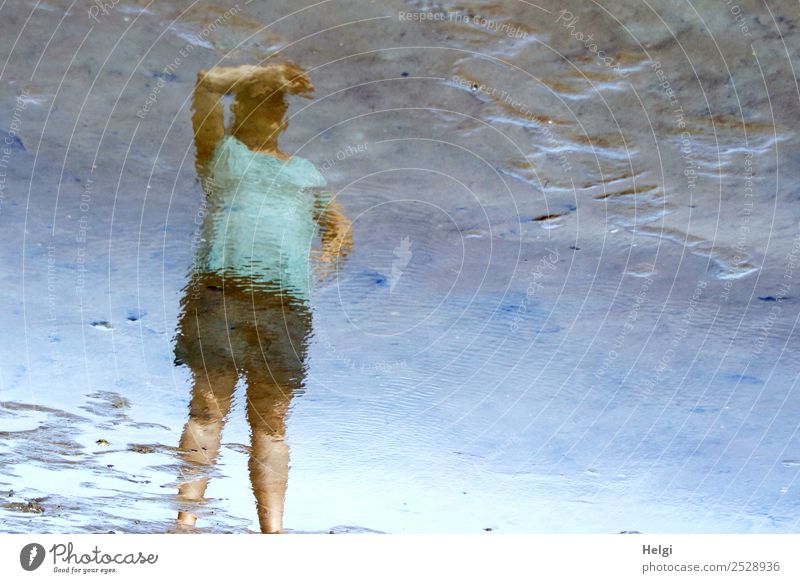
(2, 0), (799, 535)
(173, 64), (352, 533)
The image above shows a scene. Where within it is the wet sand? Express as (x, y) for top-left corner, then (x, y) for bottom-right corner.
(1, 0), (800, 533)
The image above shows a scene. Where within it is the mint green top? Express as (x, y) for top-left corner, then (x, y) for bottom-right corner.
(196, 135), (328, 301)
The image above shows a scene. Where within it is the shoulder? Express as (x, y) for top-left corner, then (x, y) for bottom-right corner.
(283, 155), (327, 189)
(212, 137), (327, 189)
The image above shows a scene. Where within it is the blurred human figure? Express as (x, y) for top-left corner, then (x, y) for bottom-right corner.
(173, 63), (351, 533)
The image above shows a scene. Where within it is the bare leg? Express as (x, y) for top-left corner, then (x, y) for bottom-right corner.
(176, 369), (238, 526)
(245, 380), (293, 533)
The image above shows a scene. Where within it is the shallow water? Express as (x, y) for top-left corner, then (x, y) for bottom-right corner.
(1, 0), (800, 533)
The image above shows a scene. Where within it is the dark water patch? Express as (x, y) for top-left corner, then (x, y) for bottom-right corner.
(723, 373), (762, 385)
(691, 406), (720, 414)
(151, 71), (177, 82)
(3, 131), (25, 151)
(126, 308), (147, 321)
(354, 269), (390, 288)
(531, 213), (565, 222)
(594, 184), (660, 201)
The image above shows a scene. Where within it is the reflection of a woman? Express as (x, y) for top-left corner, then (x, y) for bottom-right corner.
(173, 63), (352, 533)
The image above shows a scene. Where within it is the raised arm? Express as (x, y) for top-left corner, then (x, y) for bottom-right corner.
(315, 200), (353, 279)
(193, 64), (314, 164)
(191, 72), (226, 165)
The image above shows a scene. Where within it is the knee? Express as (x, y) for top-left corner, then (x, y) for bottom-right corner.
(252, 429), (287, 446)
(246, 401), (288, 438)
(189, 387), (233, 419)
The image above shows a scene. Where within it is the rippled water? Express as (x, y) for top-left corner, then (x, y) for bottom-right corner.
(1, 0), (799, 533)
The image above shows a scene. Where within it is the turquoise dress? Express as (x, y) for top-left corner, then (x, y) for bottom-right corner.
(196, 135), (328, 302)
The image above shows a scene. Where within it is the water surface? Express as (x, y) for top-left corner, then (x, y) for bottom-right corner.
(1, 0), (800, 533)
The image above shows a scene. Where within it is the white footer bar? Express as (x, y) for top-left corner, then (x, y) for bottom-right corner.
(1, 534), (797, 582)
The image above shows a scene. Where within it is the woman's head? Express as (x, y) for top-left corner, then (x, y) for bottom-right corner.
(230, 62), (313, 154)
